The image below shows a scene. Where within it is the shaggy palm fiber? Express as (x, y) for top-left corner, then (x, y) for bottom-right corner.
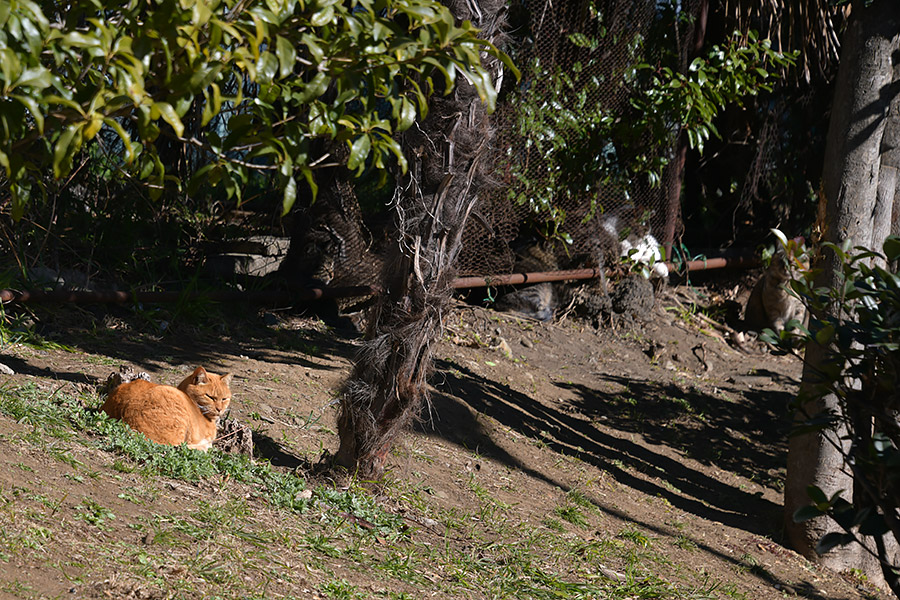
(335, 0), (508, 477)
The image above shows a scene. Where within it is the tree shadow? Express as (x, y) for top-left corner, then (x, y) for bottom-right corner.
(430, 359), (782, 536)
(0, 354), (100, 385)
(423, 361), (856, 599)
(557, 374), (791, 489)
(25, 304), (362, 376)
(251, 430), (308, 470)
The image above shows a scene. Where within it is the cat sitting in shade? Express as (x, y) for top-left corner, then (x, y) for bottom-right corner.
(744, 244), (807, 335)
(102, 366), (233, 451)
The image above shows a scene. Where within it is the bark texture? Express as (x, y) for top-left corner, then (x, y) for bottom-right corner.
(785, 0), (900, 587)
(334, 0), (507, 478)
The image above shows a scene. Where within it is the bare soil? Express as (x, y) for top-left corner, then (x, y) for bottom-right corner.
(0, 280), (887, 600)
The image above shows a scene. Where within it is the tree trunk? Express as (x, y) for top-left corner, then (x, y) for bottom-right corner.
(334, 0), (507, 478)
(784, 0), (900, 587)
(881, 52), (900, 242)
(662, 0), (708, 259)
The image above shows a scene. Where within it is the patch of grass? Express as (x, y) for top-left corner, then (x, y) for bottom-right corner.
(0, 384), (410, 534)
(0, 580), (37, 596)
(618, 525), (653, 548)
(673, 534), (697, 551)
(542, 517), (565, 532)
(0, 305), (76, 353)
(0, 381), (769, 600)
(190, 555), (233, 584)
(554, 504), (589, 528)
(116, 491), (143, 505)
(566, 488), (596, 511)
(664, 394), (696, 414)
(320, 578), (362, 599)
(75, 498), (116, 530)
(378, 550), (424, 584)
(466, 475), (512, 530)
(305, 532), (342, 558)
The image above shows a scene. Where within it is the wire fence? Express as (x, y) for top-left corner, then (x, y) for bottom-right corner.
(453, 0), (701, 278)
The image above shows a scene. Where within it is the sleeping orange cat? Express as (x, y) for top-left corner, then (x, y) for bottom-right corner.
(102, 366), (233, 451)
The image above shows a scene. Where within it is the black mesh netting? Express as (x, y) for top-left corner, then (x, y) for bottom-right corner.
(453, 0), (701, 277)
(301, 0), (702, 289)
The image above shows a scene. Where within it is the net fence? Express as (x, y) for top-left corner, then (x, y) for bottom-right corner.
(454, 0), (701, 278)
(315, 0), (701, 291)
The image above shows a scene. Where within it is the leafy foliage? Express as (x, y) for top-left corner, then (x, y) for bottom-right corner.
(632, 30), (797, 156)
(773, 234), (900, 584)
(507, 6), (796, 236)
(0, 0), (512, 217)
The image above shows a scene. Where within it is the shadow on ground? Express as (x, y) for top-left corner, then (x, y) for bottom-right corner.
(422, 360), (846, 600)
(428, 359), (783, 536)
(17, 303), (361, 376)
(558, 374), (791, 490)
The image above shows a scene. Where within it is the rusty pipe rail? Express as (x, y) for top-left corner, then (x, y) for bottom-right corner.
(453, 253), (758, 289)
(0, 252), (758, 305)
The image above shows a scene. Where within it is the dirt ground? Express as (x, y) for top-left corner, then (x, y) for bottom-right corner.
(0, 275), (888, 600)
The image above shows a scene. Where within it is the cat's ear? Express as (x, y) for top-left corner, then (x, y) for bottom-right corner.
(222, 373), (233, 386)
(192, 366), (209, 384)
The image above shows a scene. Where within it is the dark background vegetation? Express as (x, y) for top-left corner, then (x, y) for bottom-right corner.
(0, 0), (839, 299)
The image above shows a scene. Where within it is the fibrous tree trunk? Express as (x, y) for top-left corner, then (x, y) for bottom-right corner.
(334, 0), (507, 478)
(785, 0), (900, 588)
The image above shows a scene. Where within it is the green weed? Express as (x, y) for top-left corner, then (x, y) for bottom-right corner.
(554, 504), (589, 528)
(320, 579), (362, 599)
(619, 526), (652, 548)
(673, 534), (697, 551)
(75, 498), (115, 529)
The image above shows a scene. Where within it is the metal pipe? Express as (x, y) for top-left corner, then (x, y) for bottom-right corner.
(0, 252), (757, 305)
(452, 267), (604, 289)
(452, 253), (759, 289)
(672, 254), (759, 272)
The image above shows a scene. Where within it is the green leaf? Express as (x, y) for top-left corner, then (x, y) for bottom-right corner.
(300, 165), (317, 203)
(422, 57), (455, 90)
(347, 134), (371, 172)
(275, 35), (296, 79)
(0, 1), (11, 27)
(884, 236), (900, 262)
(301, 33), (324, 63)
(153, 102), (184, 137)
(10, 94), (42, 134)
(53, 123), (83, 179)
(103, 117), (134, 162)
(567, 33), (594, 49)
(399, 3), (439, 21)
(10, 180), (31, 221)
(397, 97), (416, 131)
(806, 485), (829, 506)
(295, 72), (329, 103)
(282, 175), (297, 215)
(0, 48), (23, 85)
(257, 51), (278, 84)
(814, 323), (835, 346)
(310, 5), (334, 27)
(12, 66), (51, 90)
(61, 31), (101, 48)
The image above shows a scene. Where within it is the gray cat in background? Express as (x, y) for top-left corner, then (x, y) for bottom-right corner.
(744, 245), (807, 334)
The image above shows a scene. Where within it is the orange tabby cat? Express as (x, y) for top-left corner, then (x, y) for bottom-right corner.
(102, 366), (233, 451)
